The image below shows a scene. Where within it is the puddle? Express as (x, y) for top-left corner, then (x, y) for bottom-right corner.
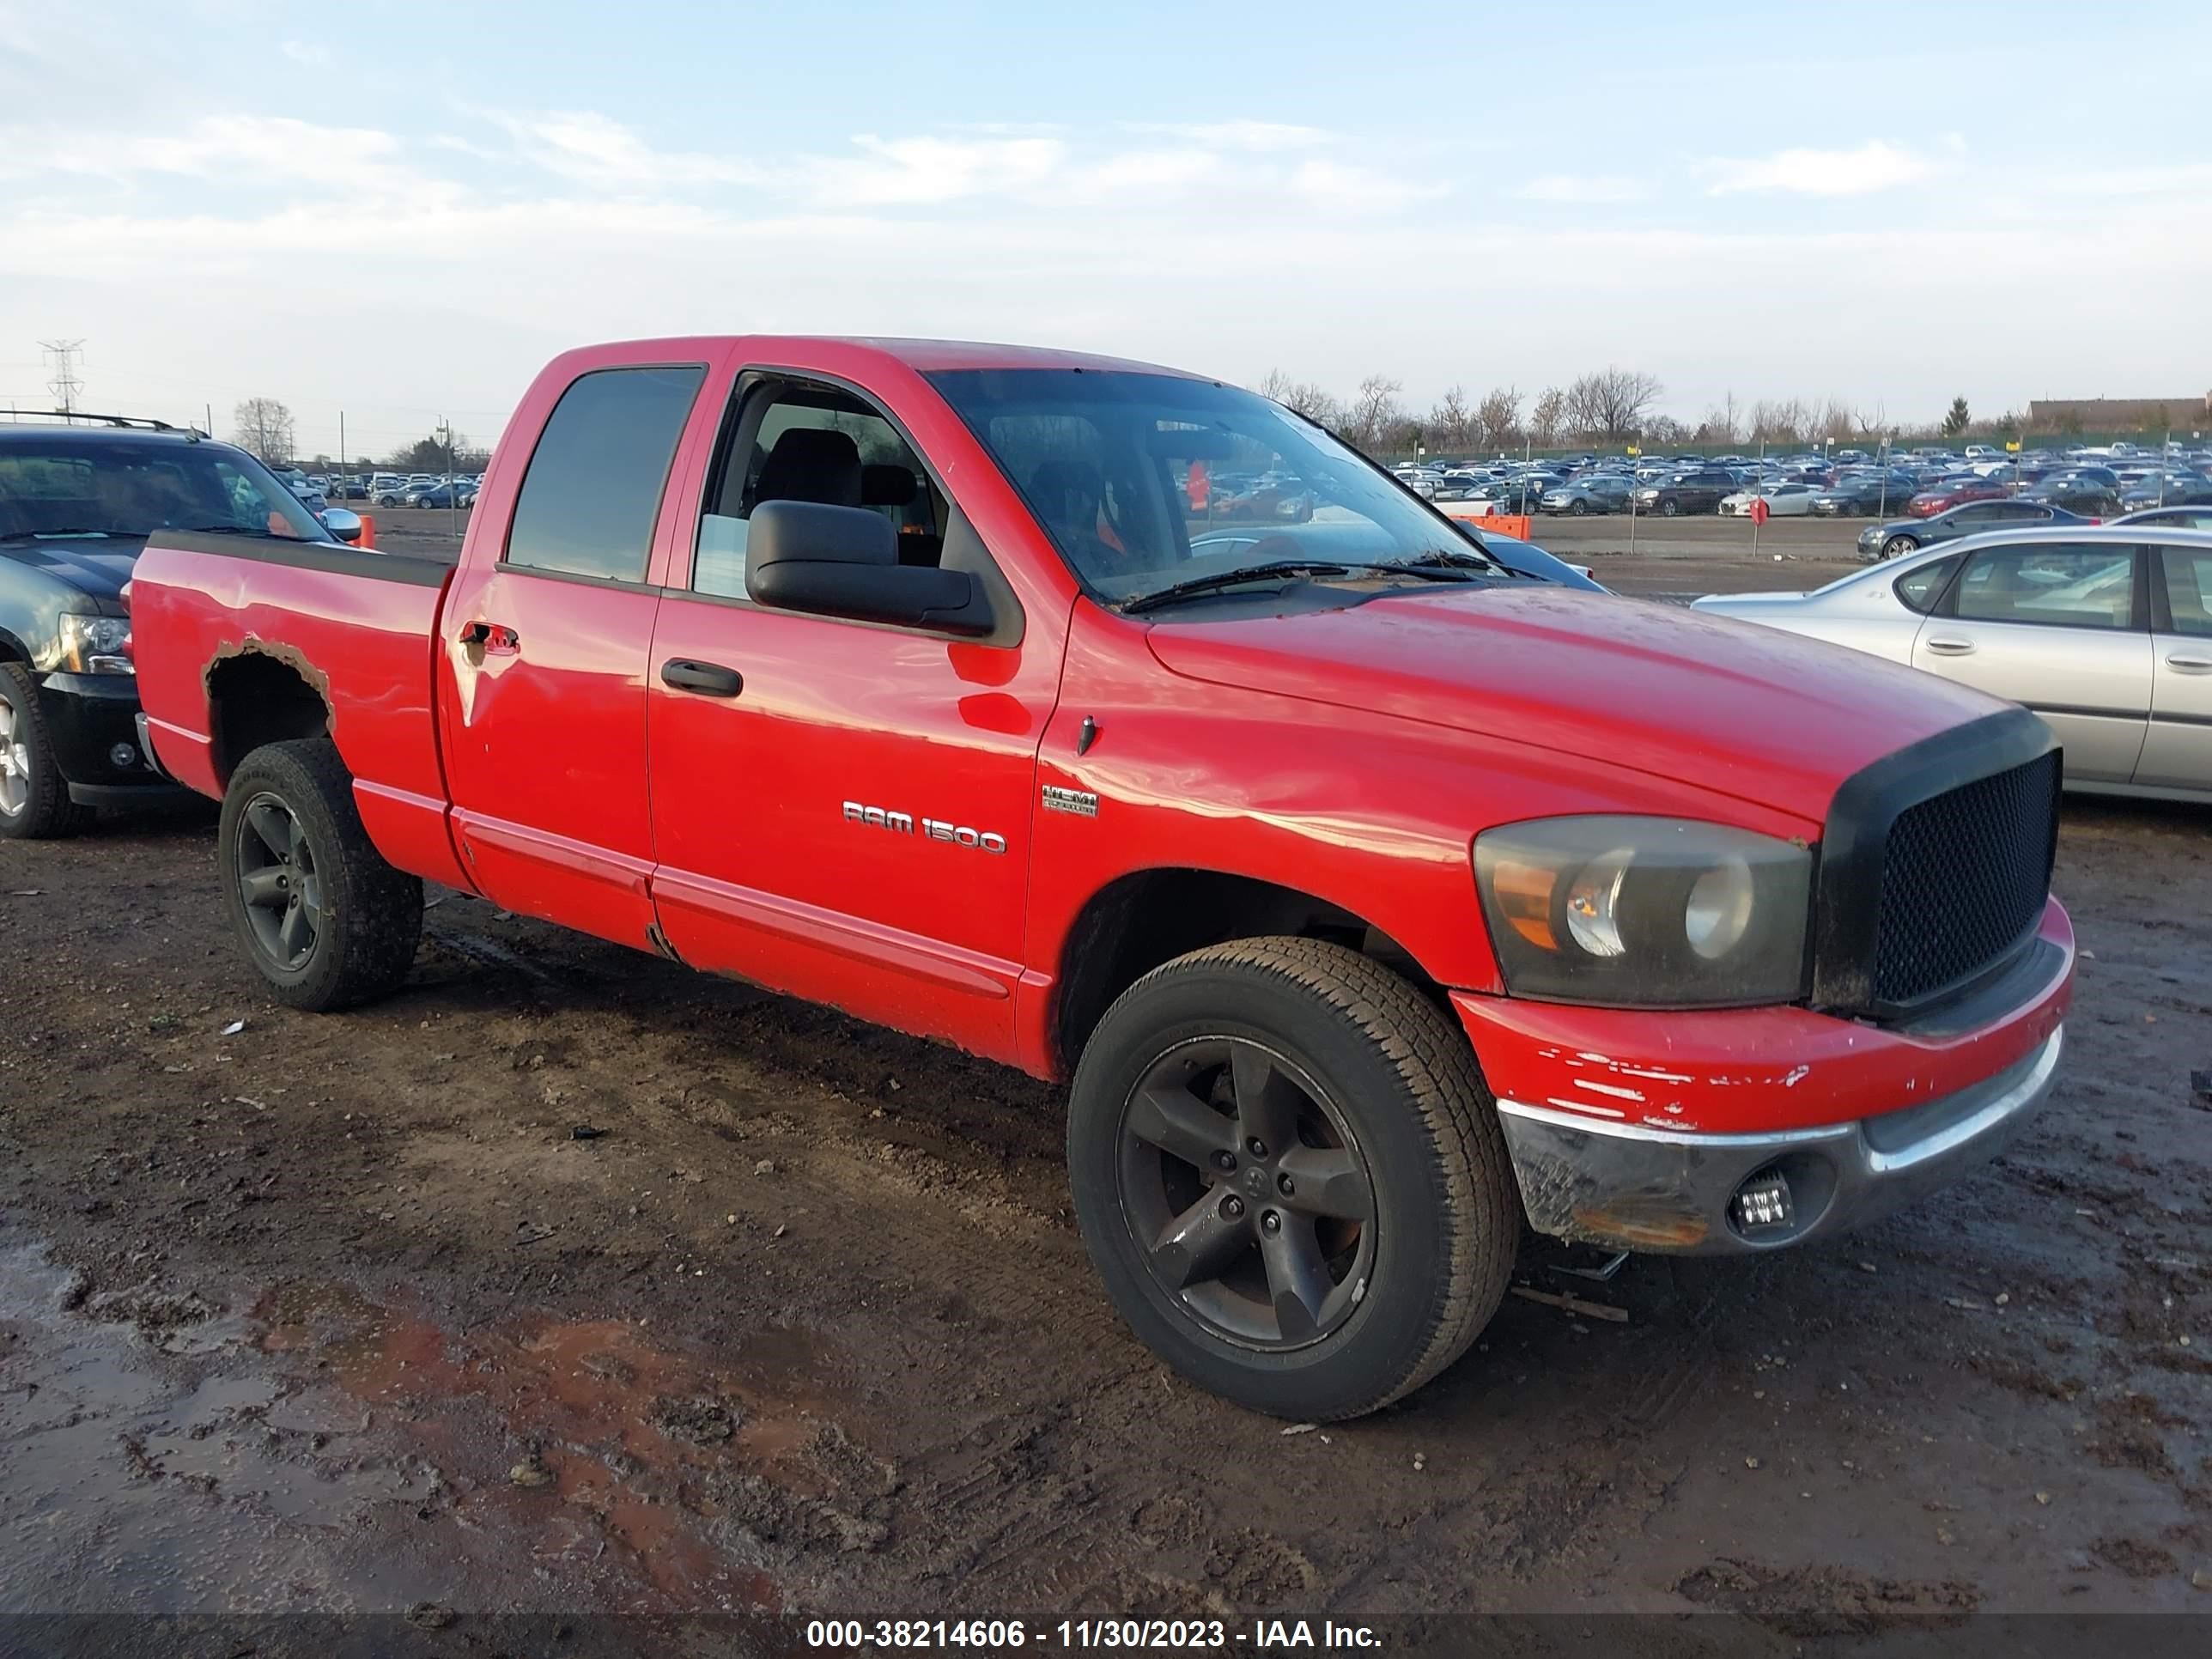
(2, 1239), (862, 1613)
(0, 1244), (441, 1613)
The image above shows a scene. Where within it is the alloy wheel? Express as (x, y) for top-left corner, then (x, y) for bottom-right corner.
(0, 698), (27, 817)
(1116, 1036), (1377, 1350)
(0, 702), (30, 817)
(234, 792), (325, 970)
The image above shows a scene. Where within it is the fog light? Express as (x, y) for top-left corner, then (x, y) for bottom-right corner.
(110, 742), (137, 769)
(1732, 1168), (1796, 1233)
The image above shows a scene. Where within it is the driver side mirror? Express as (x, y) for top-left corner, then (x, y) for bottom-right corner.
(745, 500), (994, 635)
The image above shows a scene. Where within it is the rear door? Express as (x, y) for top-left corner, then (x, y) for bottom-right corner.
(2136, 542), (2212, 793)
(1912, 540), (2151, 783)
(437, 362), (706, 945)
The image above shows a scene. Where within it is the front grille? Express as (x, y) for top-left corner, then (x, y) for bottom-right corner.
(1871, 751), (2059, 1006)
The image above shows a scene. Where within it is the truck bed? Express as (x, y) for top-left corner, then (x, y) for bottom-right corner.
(131, 532), (470, 890)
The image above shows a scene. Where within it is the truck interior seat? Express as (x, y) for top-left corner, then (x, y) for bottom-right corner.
(752, 428), (863, 508)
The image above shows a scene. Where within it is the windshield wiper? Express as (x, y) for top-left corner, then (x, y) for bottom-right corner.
(0, 527), (110, 542)
(1387, 545), (1516, 577)
(1121, 558), (1476, 615)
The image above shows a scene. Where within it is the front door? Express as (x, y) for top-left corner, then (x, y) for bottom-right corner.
(2137, 542), (2212, 794)
(643, 373), (1058, 1060)
(1911, 541), (2151, 784)
(439, 362), (705, 945)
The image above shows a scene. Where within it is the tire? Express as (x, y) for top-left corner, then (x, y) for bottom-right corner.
(1659, 498), (1680, 518)
(0, 662), (94, 840)
(1067, 937), (1519, 1420)
(1883, 534), (1919, 558)
(1569, 499), (1589, 516)
(217, 738), (422, 1012)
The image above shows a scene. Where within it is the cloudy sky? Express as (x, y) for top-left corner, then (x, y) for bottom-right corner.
(2, 0), (2206, 459)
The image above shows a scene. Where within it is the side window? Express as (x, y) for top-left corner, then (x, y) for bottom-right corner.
(505, 365), (704, 581)
(692, 386), (941, 600)
(1953, 544), (2136, 630)
(1949, 503), (1998, 524)
(1893, 555), (1959, 614)
(2160, 547), (2212, 638)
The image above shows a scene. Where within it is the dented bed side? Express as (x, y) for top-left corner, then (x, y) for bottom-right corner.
(131, 533), (473, 891)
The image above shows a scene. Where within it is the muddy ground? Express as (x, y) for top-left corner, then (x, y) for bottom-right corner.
(1, 550), (2208, 1643)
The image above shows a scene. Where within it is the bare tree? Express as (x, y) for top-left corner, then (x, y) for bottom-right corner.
(1380, 412), (1425, 459)
(1474, 386), (1521, 452)
(386, 432), (489, 472)
(1561, 368), (1663, 441)
(1345, 374), (1406, 451)
(232, 398), (296, 465)
(1255, 368), (1344, 428)
(1429, 386), (1472, 452)
(1695, 392), (1741, 445)
(1528, 386), (1567, 447)
(1747, 398), (1814, 444)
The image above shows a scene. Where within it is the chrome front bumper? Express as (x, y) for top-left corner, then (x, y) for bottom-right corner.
(1495, 1028), (2063, 1255)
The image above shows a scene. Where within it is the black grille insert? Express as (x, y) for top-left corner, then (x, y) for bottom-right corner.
(1872, 750), (2059, 1007)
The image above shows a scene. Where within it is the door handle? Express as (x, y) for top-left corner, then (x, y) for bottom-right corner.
(660, 659), (744, 697)
(2167, 653), (2212, 673)
(1923, 637), (1976, 656)
(458, 621), (520, 653)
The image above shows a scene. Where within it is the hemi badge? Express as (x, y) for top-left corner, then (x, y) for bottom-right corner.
(1042, 785), (1098, 818)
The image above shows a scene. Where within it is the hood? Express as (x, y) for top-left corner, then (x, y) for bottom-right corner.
(1145, 586), (2005, 824)
(0, 534), (147, 605)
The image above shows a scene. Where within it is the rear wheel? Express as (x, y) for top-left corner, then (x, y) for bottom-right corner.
(1067, 938), (1518, 1419)
(0, 663), (94, 841)
(218, 738), (422, 1011)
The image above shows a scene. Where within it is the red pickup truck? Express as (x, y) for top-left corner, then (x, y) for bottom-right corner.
(128, 337), (2074, 1419)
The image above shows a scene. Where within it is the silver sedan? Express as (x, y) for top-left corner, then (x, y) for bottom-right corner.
(1693, 525), (2212, 803)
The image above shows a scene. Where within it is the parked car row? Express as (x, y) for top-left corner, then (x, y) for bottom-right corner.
(294, 471), (483, 508)
(1376, 440), (2212, 523)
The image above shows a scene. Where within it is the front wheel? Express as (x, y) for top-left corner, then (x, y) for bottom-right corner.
(0, 663), (94, 840)
(1569, 499), (1589, 516)
(1883, 534), (1919, 558)
(218, 738), (422, 1011)
(1659, 498), (1680, 517)
(1067, 938), (1519, 1420)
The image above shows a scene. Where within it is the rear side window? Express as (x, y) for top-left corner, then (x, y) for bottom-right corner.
(1953, 544), (2136, 630)
(1893, 555), (1959, 613)
(2160, 547), (2212, 637)
(505, 365), (704, 581)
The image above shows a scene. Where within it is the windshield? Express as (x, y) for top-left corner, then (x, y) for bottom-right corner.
(0, 437), (329, 541)
(925, 369), (1502, 605)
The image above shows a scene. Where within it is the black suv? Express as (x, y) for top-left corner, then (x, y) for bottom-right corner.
(1631, 468), (1740, 516)
(0, 416), (335, 837)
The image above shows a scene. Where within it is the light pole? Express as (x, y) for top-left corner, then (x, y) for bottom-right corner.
(437, 417), (458, 538)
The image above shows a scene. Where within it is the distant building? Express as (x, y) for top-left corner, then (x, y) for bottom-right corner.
(2027, 394), (2211, 433)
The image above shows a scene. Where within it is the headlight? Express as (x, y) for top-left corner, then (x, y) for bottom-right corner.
(1474, 817), (1810, 1007)
(58, 613), (134, 676)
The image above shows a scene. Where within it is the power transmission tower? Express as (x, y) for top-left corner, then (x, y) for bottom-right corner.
(40, 339), (84, 417)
